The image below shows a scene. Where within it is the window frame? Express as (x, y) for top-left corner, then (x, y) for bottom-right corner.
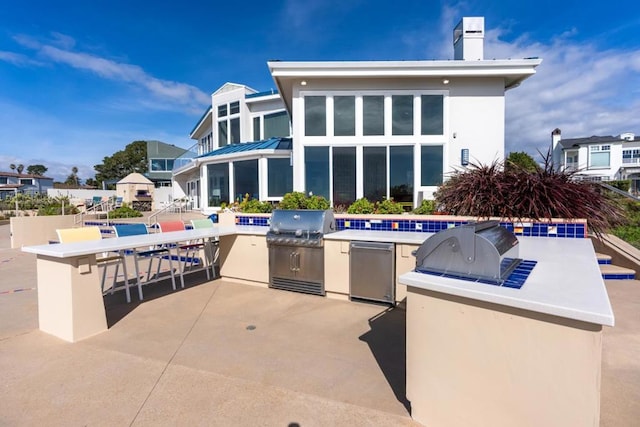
(588, 145), (611, 169)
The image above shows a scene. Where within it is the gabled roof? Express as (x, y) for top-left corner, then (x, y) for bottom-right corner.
(559, 135), (620, 149)
(198, 137), (292, 158)
(212, 82), (257, 97)
(117, 173), (153, 185)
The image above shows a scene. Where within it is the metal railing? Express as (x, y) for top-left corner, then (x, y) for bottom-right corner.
(74, 199), (113, 225)
(598, 182), (640, 202)
(147, 198), (191, 228)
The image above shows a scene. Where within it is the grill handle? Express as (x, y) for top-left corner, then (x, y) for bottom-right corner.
(289, 252), (300, 272)
(351, 244), (393, 252)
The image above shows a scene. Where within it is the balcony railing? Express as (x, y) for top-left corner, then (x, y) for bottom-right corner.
(172, 142), (199, 172)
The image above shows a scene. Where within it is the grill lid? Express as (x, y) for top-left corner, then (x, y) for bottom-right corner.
(414, 220), (521, 284)
(267, 209), (335, 246)
(269, 209), (335, 235)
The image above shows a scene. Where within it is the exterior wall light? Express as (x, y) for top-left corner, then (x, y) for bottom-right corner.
(301, 80), (307, 86)
(443, 79), (450, 85)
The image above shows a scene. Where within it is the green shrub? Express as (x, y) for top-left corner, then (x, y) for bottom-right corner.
(278, 192), (330, 210)
(108, 203), (142, 218)
(278, 192), (308, 209)
(375, 198), (404, 214)
(347, 198), (375, 214)
(238, 194), (273, 213)
(37, 202), (79, 216)
(608, 180), (631, 192)
(413, 199), (437, 215)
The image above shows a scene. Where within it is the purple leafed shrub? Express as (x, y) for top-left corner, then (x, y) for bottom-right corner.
(434, 153), (624, 237)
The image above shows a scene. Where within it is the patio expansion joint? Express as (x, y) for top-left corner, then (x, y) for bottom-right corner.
(127, 283), (221, 427)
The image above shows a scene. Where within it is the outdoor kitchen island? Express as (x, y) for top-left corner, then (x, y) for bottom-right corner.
(399, 235), (614, 427)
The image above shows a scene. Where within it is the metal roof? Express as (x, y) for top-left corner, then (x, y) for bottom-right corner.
(198, 137), (292, 158)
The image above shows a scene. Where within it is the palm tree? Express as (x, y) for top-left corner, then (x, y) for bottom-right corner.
(16, 164), (24, 174)
(9, 164), (16, 172)
(72, 166), (79, 186)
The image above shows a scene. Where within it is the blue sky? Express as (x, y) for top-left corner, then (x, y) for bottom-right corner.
(1, 0), (638, 182)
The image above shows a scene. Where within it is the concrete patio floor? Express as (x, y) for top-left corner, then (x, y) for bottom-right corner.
(1, 223), (639, 426)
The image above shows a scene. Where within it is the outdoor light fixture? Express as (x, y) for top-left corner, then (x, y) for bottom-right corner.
(461, 148), (470, 166)
(442, 79), (450, 85)
(301, 80), (307, 86)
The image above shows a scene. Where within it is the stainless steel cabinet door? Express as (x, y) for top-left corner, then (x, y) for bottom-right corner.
(269, 245), (297, 279)
(293, 246), (324, 283)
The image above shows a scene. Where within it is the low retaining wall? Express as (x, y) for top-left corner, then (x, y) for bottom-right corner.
(10, 215), (76, 248)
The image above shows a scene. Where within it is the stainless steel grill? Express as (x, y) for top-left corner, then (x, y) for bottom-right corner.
(414, 220), (522, 284)
(267, 209), (336, 295)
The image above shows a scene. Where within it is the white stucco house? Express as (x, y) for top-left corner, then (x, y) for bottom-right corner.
(551, 128), (638, 182)
(172, 17), (542, 214)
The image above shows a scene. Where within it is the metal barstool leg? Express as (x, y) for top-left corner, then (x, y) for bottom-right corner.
(132, 249), (144, 301)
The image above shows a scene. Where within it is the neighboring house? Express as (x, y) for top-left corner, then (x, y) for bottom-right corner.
(551, 128), (638, 181)
(146, 140), (195, 187)
(0, 171), (53, 199)
(173, 17), (542, 214)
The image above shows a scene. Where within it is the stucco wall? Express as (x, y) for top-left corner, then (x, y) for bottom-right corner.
(10, 215), (76, 248)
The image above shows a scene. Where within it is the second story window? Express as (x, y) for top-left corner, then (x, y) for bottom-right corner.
(589, 145), (610, 169)
(217, 101), (241, 147)
(623, 149), (640, 164)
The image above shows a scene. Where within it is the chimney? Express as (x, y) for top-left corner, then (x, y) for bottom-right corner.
(453, 17), (485, 60)
(551, 128), (562, 150)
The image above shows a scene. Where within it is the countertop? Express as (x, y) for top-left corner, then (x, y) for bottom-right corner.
(325, 230), (431, 245)
(400, 236), (614, 327)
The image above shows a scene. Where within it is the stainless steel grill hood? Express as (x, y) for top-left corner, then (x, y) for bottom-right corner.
(414, 220), (522, 284)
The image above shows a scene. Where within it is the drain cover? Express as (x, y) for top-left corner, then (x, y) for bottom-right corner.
(246, 325), (256, 330)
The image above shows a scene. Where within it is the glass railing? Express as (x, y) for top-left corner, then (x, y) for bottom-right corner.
(172, 142), (199, 172)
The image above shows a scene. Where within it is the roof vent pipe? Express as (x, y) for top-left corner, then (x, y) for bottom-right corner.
(453, 17), (485, 61)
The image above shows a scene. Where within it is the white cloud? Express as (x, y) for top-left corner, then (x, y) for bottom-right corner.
(12, 33), (210, 110)
(423, 6), (640, 159)
(0, 50), (43, 67)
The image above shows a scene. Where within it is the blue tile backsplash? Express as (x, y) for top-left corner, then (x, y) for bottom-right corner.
(233, 214), (587, 238)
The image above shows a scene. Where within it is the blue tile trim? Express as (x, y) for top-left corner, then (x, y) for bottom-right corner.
(415, 259), (537, 289)
(602, 273), (635, 280)
(598, 259), (612, 265)
(236, 215), (585, 238)
(334, 218), (585, 238)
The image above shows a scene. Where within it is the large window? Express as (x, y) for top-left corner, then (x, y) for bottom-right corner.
(207, 163), (229, 207)
(589, 145), (610, 168)
(234, 160), (258, 201)
(333, 96), (355, 136)
(363, 96), (384, 136)
(305, 146), (330, 199)
(150, 159), (175, 172)
(304, 96), (326, 136)
(218, 121), (228, 147)
(253, 117), (261, 141)
(268, 158), (293, 197)
(230, 118), (240, 143)
(392, 95), (413, 135)
(19, 178), (33, 185)
(363, 147), (387, 201)
(217, 100), (241, 147)
(264, 111), (289, 139)
(421, 95), (444, 135)
(420, 146), (443, 186)
(0, 177), (7, 184)
(390, 146), (413, 203)
(333, 147), (356, 206)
